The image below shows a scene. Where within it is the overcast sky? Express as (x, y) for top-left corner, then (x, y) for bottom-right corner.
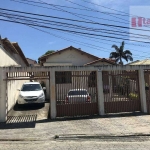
(1, 0), (150, 62)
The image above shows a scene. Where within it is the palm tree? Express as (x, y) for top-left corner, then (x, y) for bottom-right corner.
(109, 41), (133, 65)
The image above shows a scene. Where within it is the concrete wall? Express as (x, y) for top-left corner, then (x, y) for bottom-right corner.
(0, 66), (149, 121)
(0, 45), (19, 67)
(7, 80), (26, 111)
(45, 48), (96, 66)
(0, 45), (28, 113)
(0, 45), (26, 67)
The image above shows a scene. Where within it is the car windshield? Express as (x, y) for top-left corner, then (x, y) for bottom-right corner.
(68, 90), (88, 96)
(21, 84), (42, 91)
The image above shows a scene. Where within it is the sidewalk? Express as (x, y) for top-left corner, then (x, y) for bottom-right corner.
(0, 113), (150, 141)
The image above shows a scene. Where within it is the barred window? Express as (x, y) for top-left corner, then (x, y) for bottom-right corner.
(55, 71), (72, 84)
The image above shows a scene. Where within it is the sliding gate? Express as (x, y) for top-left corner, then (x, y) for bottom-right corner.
(56, 71), (98, 117)
(102, 70), (141, 113)
(144, 70), (150, 113)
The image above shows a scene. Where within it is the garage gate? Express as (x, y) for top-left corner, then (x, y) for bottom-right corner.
(144, 70), (150, 114)
(5, 70), (50, 120)
(55, 71), (98, 117)
(102, 70), (141, 113)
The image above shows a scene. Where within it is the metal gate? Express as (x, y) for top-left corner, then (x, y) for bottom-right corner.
(102, 70), (141, 113)
(56, 71), (98, 117)
(5, 70), (50, 117)
(144, 70), (150, 113)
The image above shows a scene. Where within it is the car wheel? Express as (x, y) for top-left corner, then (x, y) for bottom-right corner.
(16, 101), (21, 108)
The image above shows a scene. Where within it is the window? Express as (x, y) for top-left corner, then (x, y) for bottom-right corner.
(21, 84), (42, 91)
(55, 71), (72, 84)
(68, 90), (88, 96)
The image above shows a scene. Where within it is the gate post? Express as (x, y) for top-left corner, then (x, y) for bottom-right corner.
(0, 68), (7, 122)
(50, 69), (56, 119)
(138, 69), (147, 113)
(97, 69), (105, 115)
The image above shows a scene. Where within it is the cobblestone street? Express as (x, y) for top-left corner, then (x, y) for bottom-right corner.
(1, 140), (150, 150)
(1, 113), (150, 149)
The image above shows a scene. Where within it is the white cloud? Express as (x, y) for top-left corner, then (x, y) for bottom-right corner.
(48, 41), (55, 45)
(90, 0), (125, 12)
(90, 0), (150, 12)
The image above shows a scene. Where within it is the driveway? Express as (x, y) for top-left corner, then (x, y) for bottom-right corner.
(7, 101), (50, 122)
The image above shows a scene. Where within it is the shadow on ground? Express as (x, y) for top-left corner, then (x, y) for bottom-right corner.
(0, 115), (37, 129)
(38, 111), (148, 123)
(0, 111), (148, 130)
(13, 103), (45, 111)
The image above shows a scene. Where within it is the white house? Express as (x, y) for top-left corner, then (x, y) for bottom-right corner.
(0, 37), (29, 111)
(38, 46), (116, 66)
(38, 46), (116, 100)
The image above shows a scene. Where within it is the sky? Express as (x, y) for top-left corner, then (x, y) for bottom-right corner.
(1, 0), (150, 63)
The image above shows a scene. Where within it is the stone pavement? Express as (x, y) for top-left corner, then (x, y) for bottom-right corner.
(1, 113), (150, 149)
(0, 113), (150, 140)
(1, 141), (150, 150)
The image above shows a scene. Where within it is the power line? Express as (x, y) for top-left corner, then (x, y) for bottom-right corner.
(60, 30), (150, 55)
(1, 8), (150, 47)
(3, 14), (148, 60)
(10, 0), (137, 35)
(64, 0), (129, 23)
(1, 13), (150, 48)
(11, 0), (128, 25)
(80, 0), (141, 18)
(37, 0), (128, 34)
(1, 11), (150, 40)
(0, 7), (150, 32)
(1, 17), (150, 44)
(10, 0), (128, 16)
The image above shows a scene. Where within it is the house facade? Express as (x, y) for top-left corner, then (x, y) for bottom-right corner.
(38, 46), (116, 66)
(26, 58), (38, 66)
(0, 38), (28, 67)
(0, 37), (29, 111)
(127, 59), (150, 65)
(38, 46), (116, 99)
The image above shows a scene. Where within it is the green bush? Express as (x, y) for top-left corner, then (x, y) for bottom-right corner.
(129, 93), (138, 99)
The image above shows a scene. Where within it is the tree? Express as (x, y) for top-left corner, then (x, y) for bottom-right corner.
(109, 41), (133, 65)
(38, 50), (55, 64)
(45, 50), (55, 55)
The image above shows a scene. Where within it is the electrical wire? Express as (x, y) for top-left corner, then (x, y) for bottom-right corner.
(1, 11), (150, 40)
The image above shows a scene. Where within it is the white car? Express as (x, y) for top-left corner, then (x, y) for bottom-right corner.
(65, 89), (91, 104)
(17, 82), (45, 105)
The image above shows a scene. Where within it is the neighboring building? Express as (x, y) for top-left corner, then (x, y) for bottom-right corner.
(38, 46), (116, 100)
(0, 37), (29, 67)
(38, 46), (116, 66)
(0, 36), (29, 112)
(26, 58), (38, 67)
(127, 59), (150, 90)
(126, 59), (150, 65)
(85, 58), (116, 66)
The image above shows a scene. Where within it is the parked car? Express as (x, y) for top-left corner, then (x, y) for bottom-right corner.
(65, 89), (91, 104)
(17, 82), (45, 106)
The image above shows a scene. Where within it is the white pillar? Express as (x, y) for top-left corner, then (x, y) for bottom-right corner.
(97, 69), (105, 115)
(50, 69), (56, 119)
(0, 68), (7, 122)
(138, 69), (147, 113)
